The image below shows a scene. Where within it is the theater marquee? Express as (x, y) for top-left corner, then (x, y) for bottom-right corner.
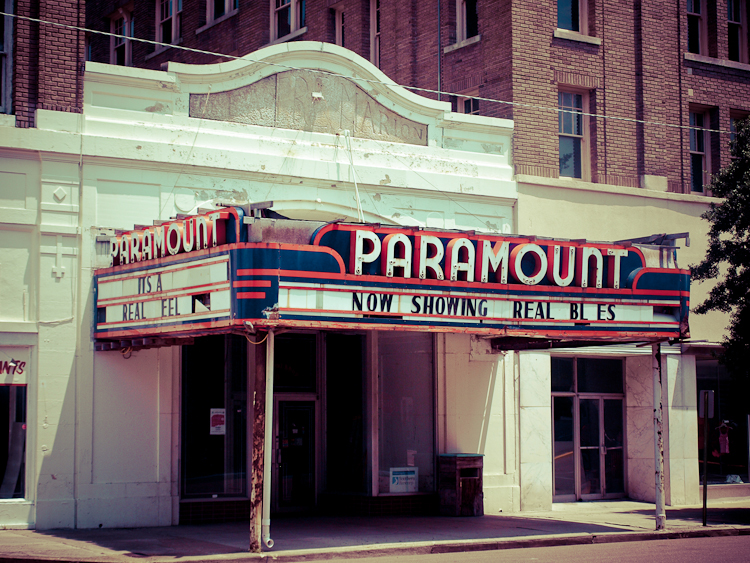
(93, 208), (690, 346)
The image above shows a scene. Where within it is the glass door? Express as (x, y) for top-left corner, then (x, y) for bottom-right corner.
(552, 357), (626, 501)
(274, 400), (316, 512)
(579, 397), (624, 499)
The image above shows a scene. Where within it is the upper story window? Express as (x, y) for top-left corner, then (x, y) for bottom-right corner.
(333, 4), (345, 47)
(273, 0), (306, 41)
(558, 90), (589, 180)
(558, 0), (587, 34)
(729, 113), (749, 159)
(158, 0), (182, 45)
(208, 0), (238, 23)
(689, 110), (709, 192)
(457, 0), (479, 43)
(687, 0), (705, 54)
(111, 10), (134, 66)
(0, 0), (12, 114)
(452, 94), (480, 115)
(370, 0), (380, 67)
(728, 0), (747, 62)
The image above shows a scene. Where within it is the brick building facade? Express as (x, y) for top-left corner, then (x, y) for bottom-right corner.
(81, 0), (750, 195)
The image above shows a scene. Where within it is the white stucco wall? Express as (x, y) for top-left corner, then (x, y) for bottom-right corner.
(0, 42), (518, 529)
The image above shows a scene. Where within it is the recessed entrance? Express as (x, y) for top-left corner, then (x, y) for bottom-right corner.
(552, 357), (626, 501)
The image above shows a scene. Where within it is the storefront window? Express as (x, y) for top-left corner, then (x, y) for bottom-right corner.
(0, 385), (26, 498)
(697, 359), (749, 484)
(274, 333), (317, 392)
(181, 335), (247, 498)
(378, 332), (435, 493)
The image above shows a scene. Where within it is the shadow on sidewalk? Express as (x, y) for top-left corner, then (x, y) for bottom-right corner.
(35, 514), (634, 558)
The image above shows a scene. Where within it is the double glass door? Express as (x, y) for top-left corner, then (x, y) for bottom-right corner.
(552, 357), (626, 501)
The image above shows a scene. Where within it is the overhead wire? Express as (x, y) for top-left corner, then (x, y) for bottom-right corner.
(0, 10), (736, 135)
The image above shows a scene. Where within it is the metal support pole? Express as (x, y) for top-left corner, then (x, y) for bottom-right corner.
(261, 330), (275, 549)
(702, 391), (709, 526)
(652, 343), (666, 530)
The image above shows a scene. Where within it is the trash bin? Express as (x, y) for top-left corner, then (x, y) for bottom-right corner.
(438, 453), (483, 516)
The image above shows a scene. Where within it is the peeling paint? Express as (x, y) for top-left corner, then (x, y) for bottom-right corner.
(144, 102), (168, 113)
(372, 193), (382, 201)
(379, 175), (391, 185)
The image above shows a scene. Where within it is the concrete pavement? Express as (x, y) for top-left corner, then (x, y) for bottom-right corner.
(1, 498), (749, 562)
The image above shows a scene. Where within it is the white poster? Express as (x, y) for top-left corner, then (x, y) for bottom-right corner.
(210, 408), (226, 435)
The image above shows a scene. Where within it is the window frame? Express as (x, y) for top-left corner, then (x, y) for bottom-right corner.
(452, 91), (480, 116)
(0, 0), (12, 114)
(557, 0), (588, 35)
(558, 89), (590, 181)
(157, 0), (182, 46)
(729, 112), (749, 160)
(271, 0), (306, 43)
(457, 0), (479, 43)
(689, 110), (709, 192)
(333, 4), (345, 47)
(687, 0), (706, 55)
(727, 0), (748, 63)
(110, 9), (134, 67)
(370, 0), (380, 67)
(207, 0), (238, 25)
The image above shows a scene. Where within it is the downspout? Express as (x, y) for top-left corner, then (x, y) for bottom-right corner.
(437, 0), (442, 101)
(262, 330), (275, 549)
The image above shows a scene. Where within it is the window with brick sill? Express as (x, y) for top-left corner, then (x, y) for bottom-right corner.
(558, 0), (588, 35)
(730, 114), (749, 160)
(332, 3), (345, 47)
(111, 9), (134, 66)
(687, 0), (707, 55)
(728, 0), (748, 63)
(457, 0), (479, 43)
(689, 110), (710, 192)
(451, 94), (480, 116)
(157, 0), (182, 46)
(370, 0), (380, 67)
(272, 0), (306, 42)
(208, 0), (238, 24)
(0, 0), (12, 114)
(558, 90), (590, 180)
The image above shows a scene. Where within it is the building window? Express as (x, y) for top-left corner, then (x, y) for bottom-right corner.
(687, 0), (705, 54)
(452, 94), (479, 115)
(158, 0), (182, 45)
(728, 0), (747, 62)
(111, 10), (133, 66)
(208, 0), (238, 23)
(0, 385), (26, 499)
(559, 91), (587, 179)
(370, 0), (380, 67)
(558, 0), (586, 33)
(457, 0), (479, 42)
(273, 0), (306, 41)
(333, 4), (345, 47)
(729, 113), (748, 159)
(689, 111), (709, 192)
(0, 0), (13, 114)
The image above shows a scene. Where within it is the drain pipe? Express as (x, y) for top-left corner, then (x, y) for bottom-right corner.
(262, 329), (275, 549)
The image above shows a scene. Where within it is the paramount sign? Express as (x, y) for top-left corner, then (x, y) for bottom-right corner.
(93, 209), (690, 343)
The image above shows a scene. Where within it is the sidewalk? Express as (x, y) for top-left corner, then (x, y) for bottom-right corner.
(1, 499), (749, 562)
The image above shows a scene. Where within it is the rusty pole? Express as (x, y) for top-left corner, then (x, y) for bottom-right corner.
(652, 343), (666, 530)
(249, 334), (267, 553)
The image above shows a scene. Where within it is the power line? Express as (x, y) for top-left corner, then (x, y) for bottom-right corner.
(1, 10), (737, 135)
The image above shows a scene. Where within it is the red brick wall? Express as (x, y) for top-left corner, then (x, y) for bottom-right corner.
(79, 0), (750, 193)
(14, 1), (85, 128)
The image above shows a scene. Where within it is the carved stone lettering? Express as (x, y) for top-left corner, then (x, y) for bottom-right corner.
(189, 70), (428, 146)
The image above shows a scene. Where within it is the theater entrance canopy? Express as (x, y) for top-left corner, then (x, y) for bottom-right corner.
(93, 206), (690, 351)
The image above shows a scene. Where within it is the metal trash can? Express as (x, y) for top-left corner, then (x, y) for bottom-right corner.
(438, 453), (484, 516)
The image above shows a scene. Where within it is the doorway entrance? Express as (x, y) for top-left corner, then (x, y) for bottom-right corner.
(274, 400), (316, 511)
(552, 357), (626, 501)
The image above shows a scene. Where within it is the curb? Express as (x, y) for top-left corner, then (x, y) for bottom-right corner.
(2, 526), (750, 563)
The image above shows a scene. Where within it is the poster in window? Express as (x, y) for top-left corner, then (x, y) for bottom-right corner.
(210, 408), (226, 435)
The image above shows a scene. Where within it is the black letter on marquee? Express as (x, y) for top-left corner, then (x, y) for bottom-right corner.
(570, 303), (579, 320)
(353, 293), (363, 311)
(513, 301), (523, 318)
(411, 296), (421, 314)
